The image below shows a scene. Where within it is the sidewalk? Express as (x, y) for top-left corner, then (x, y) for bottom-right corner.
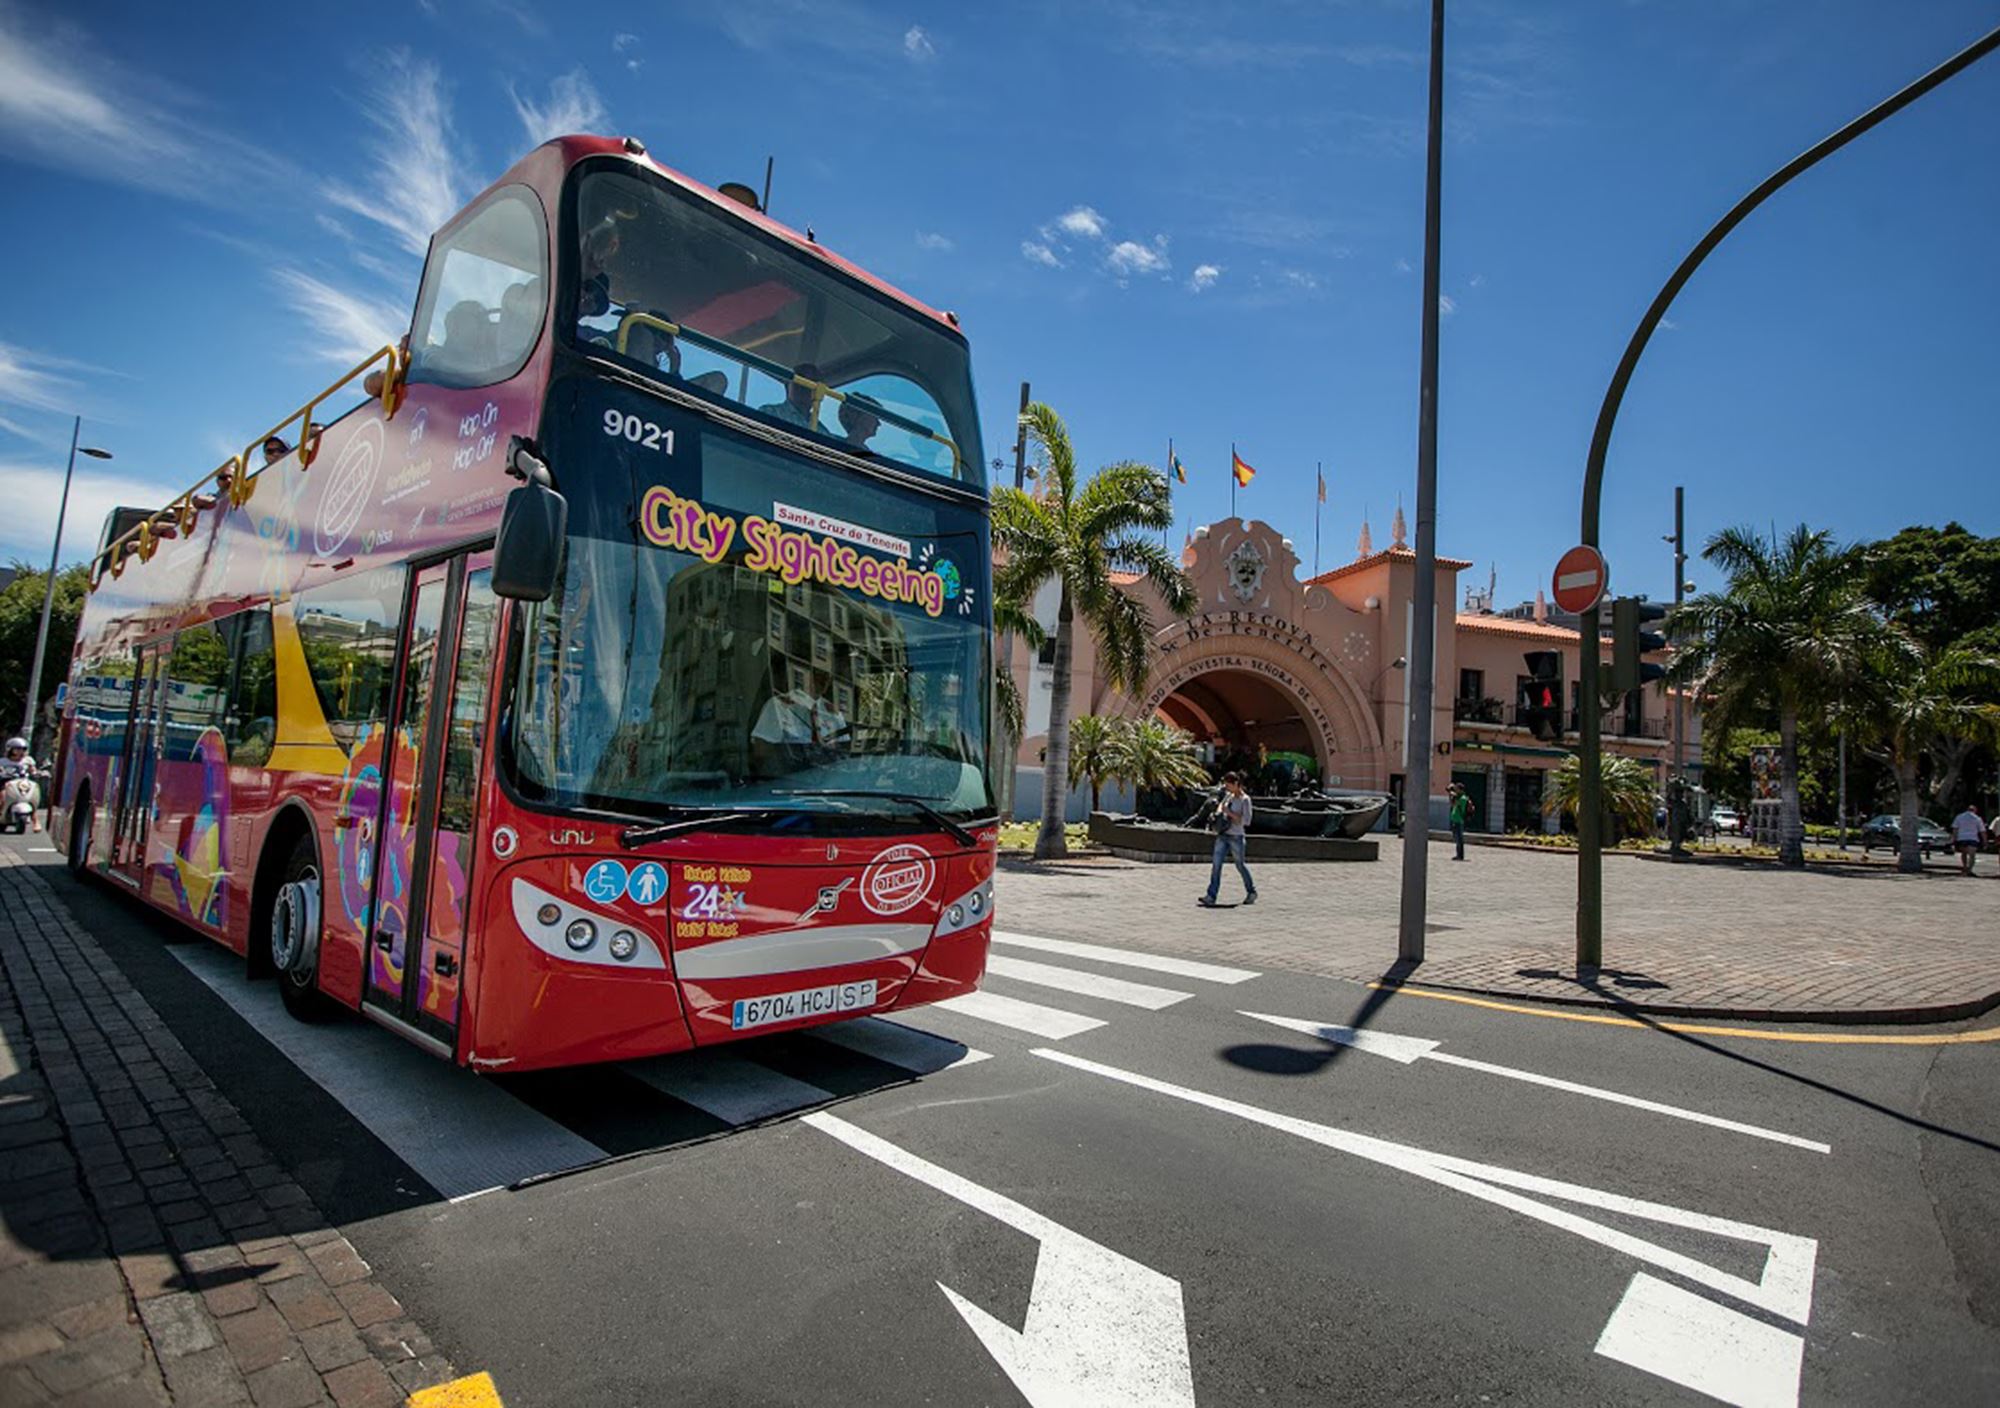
(0, 845), (460, 1406)
(995, 834), (2000, 1023)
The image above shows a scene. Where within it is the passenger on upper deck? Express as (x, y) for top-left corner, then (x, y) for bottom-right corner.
(837, 394), (883, 453)
(260, 436), (290, 466)
(758, 363), (821, 429)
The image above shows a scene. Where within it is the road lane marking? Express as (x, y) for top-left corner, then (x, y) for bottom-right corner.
(1370, 982), (2000, 1045)
(991, 932), (1260, 984)
(1031, 1048), (1817, 1327)
(1241, 1011), (1831, 1153)
(171, 946), (605, 1199)
(986, 954), (1193, 1010)
(623, 1052), (834, 1126)
(814, 1016), (991, 1074)
(804, 1112), (1195, 1408)
(934, 990), (1105, 1040)
(1596, 1272), (1804, 1408)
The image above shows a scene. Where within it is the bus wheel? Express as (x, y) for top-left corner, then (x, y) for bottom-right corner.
(67, 791), (93, 877)
(270, 837), (333, 1022)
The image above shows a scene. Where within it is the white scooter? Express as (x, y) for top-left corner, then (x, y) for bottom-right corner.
(2, 773), (40, 835)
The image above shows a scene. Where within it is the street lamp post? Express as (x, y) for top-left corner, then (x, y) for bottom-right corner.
(21, 416), (112, 745)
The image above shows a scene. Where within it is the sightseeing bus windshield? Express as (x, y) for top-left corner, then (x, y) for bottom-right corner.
(507, 378), (994, 826)
(566, 165), (983, 487)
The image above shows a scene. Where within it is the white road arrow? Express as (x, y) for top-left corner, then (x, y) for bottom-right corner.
(803, 1111), (1196, 1408)
(1240, 1011), (1830, 1154)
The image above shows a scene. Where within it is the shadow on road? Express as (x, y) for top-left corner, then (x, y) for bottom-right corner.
(1219, 958), (1422, 1076)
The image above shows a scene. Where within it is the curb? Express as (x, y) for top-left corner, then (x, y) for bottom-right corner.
(1375, 975), (2000, 1027)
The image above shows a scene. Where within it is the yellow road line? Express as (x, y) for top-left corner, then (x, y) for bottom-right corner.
(408, 1372), (503, 1408)
(1368, 982), (2000, 1045)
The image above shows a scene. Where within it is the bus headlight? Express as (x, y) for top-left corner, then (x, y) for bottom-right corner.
(948, 904), (965, 927)
(967, 890), (984, 915)
(608, 929), (639, 962)
(565, 919), (598, 951)
(536, 903), (562, 927)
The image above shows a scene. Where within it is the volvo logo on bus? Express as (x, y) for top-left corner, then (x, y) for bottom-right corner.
(860, 844), (934, 917)
(315, 420), (384, 556)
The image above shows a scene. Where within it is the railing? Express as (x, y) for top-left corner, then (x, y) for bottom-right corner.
(612, 311), (965, 479)
(1453, 696), (1506, 725)
(90, 344), (406, 590)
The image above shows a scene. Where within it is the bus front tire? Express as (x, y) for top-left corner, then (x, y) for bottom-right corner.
(270, 837), (334, 1023)
(67, 792), (93, 878)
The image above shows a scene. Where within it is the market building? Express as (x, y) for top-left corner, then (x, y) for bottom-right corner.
(1006, 513), (1696, 830)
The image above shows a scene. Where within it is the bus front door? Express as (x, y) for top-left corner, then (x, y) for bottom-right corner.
(362, 554), (497, 1054)
(110, 645), (165, 886)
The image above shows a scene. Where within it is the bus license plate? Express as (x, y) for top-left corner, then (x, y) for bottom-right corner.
(732, 981), (877, 1031)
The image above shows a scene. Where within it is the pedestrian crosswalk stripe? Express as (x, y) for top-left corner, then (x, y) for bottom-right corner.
(624, 1052), (834, 1127)
(934, 990), (1106, 1040)
(985, 954), (1193, 1010)
(170, 945), (606, 1200)
(814, 1016), (990, 1073)
(991, 932), (1259, 985)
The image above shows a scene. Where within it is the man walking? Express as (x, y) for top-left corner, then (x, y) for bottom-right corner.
(1950, 802), (1987, 876)
(1198, 773), (1257, 908)
(1448, 782), (1471, 861)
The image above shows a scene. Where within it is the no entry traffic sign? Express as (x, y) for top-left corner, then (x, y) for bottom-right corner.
(1552, 545), (1608, 614)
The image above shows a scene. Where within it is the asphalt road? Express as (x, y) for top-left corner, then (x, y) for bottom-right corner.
(22, 843), (2000, 1407)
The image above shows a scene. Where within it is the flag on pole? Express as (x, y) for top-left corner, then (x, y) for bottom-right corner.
(1316, 466), (1326, 502)
(1169, 443), (1187, 485)
(1231, 447), (1256, 488)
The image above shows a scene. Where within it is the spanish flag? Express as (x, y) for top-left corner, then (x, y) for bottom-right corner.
(1231, 447), (1257, 488)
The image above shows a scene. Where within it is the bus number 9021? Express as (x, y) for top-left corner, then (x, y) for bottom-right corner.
(603, 409), (675, 453)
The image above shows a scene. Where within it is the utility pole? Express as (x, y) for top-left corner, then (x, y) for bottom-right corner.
(1396, 0), (1445, 965)
(23, 417), (112, 747)
(1669, 485), (1688, 859)
(1573, 21), (2000, 962)
(1013, 380), (1030, 489)
(995, 381), (1031, 821)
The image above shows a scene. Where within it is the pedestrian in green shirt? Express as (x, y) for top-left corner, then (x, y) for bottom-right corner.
(1448, 783), (1471, 861)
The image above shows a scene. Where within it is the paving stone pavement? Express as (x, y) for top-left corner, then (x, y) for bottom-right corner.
(995, 834), (2000, 1021)
(0, 846), (458, 1406)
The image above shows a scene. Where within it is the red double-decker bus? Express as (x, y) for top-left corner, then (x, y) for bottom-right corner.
(52, 135), (997, 1072)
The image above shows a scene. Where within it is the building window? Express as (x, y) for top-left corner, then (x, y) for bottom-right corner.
(1457, 668), (1483, 702)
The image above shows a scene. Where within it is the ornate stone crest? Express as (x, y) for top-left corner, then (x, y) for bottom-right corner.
(1225, 538), (1266, 603)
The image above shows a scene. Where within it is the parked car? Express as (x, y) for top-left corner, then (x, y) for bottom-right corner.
(1708, 805), (1743, 836)
(1859, 815), (1951, 856)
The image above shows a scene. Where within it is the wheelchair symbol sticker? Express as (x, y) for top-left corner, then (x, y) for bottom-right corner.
(629, 862), (669, 907)
(582, 860), (628, 905)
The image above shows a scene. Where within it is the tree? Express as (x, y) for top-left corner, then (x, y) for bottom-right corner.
(1668, 525), (1884, 867)
(991, 404), (1195, 859)
(1067, 714), (1121, 815)
(1544, 752), (1658, 841)
(991, 595), (1045, 760)
(1845, 638), (2000, 873)
(1109, 717), (1210, 799)
(0, 562), (92, 747)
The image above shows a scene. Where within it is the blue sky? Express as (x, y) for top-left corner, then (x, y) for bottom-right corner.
(2, 0), (1995, 610)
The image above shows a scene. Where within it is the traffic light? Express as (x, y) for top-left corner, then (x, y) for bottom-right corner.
(1611, 596), (1669, 692)
(1520, 649), (1564, 741)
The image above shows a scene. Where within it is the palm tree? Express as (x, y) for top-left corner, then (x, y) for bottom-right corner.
(991, 596), (1045, 754)
(1846, 639), (2000, 873)
(1667, 525), (1883, 867)
(1110, 718), (1211, 802)
(992, 403), (1195, 859)
(1544, 752), (1658, 841)
(1067, 714), (1122, 815)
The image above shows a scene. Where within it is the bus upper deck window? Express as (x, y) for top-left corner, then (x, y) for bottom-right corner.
(408, 186), (549, 389)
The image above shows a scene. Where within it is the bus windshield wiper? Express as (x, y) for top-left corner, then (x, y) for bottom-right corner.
(778, 790), (985, 849)
(618, 807), (793, 849)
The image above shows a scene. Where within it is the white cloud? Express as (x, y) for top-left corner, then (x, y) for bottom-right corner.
(1439, 293), (1457, 316)
(1393, 257), (1414, 275)
(1660, 317), (1681, 332)
(915, 230), (954, 252)
(0, 341), (90, 417)
(0, 461), (190, 566)
(1053, 206), (1107, 240)
(0, 7), (291, 202)
(1020, 240), (1061, 268)
(903, 25), (935, 61)
(1106, 237), (1171, 280)
(1280, 268), (1322, 292)
(509, 68), (610, 147)
(326, 50), (473, 259)
(614, 32), (642, 71)
(1188, 263), (1222, 293)
(271, 269), (410, 366)
(1468, 273), (1486, 288)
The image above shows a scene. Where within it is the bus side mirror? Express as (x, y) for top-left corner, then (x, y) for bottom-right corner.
(492, 479), (567, 601)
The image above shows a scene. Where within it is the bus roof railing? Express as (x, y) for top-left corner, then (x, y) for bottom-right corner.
(612, 312), (964, 479)
(90, 343), (406, 591)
